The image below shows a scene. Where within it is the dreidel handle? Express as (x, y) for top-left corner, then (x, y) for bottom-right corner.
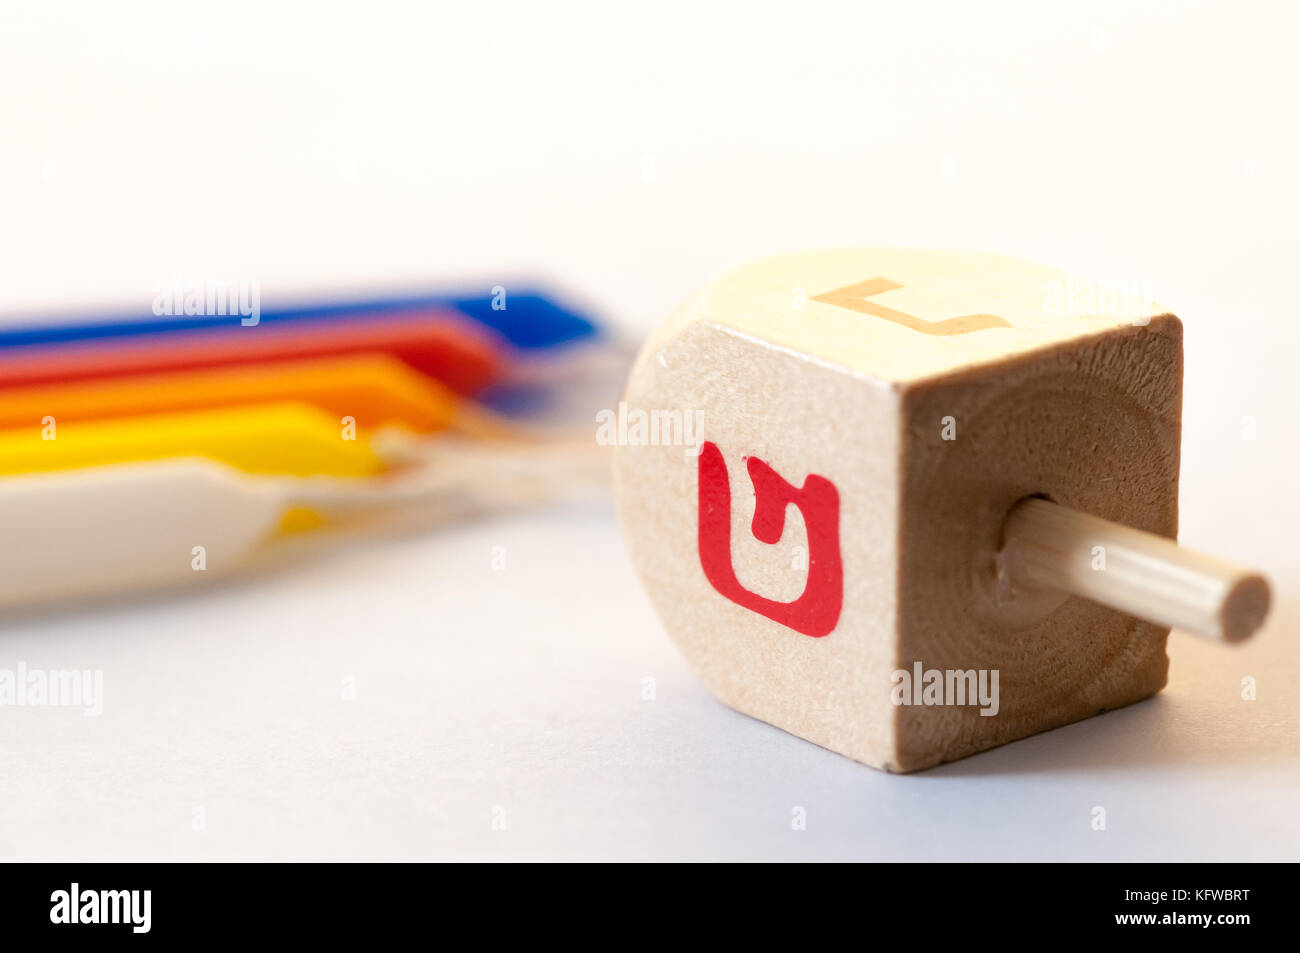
(1000, 498), (1271, 643)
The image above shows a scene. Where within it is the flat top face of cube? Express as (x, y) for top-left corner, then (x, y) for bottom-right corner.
(669, 248), (1169, 385)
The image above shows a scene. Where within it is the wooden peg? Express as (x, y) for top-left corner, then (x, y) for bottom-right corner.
(612, 248), (1271, 772)
(999, 497), (1270, 644)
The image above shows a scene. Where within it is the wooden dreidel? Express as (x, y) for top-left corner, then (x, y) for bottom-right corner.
(612, 248), (1271, 772)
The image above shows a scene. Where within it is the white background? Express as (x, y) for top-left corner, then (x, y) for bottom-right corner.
(0, 0), (1295, 860)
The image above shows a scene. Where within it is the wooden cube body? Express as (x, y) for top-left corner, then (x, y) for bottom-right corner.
(613, 249), (1182, 771)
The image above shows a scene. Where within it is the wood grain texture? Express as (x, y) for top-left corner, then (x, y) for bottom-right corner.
(894, 316), (1181, 770)
(613, 248), (1182, 772)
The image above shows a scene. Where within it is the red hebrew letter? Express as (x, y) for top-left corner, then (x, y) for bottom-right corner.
(697, 441), (842, 637)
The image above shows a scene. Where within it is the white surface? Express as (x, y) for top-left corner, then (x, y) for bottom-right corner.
(0, 0), (1297, 860)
